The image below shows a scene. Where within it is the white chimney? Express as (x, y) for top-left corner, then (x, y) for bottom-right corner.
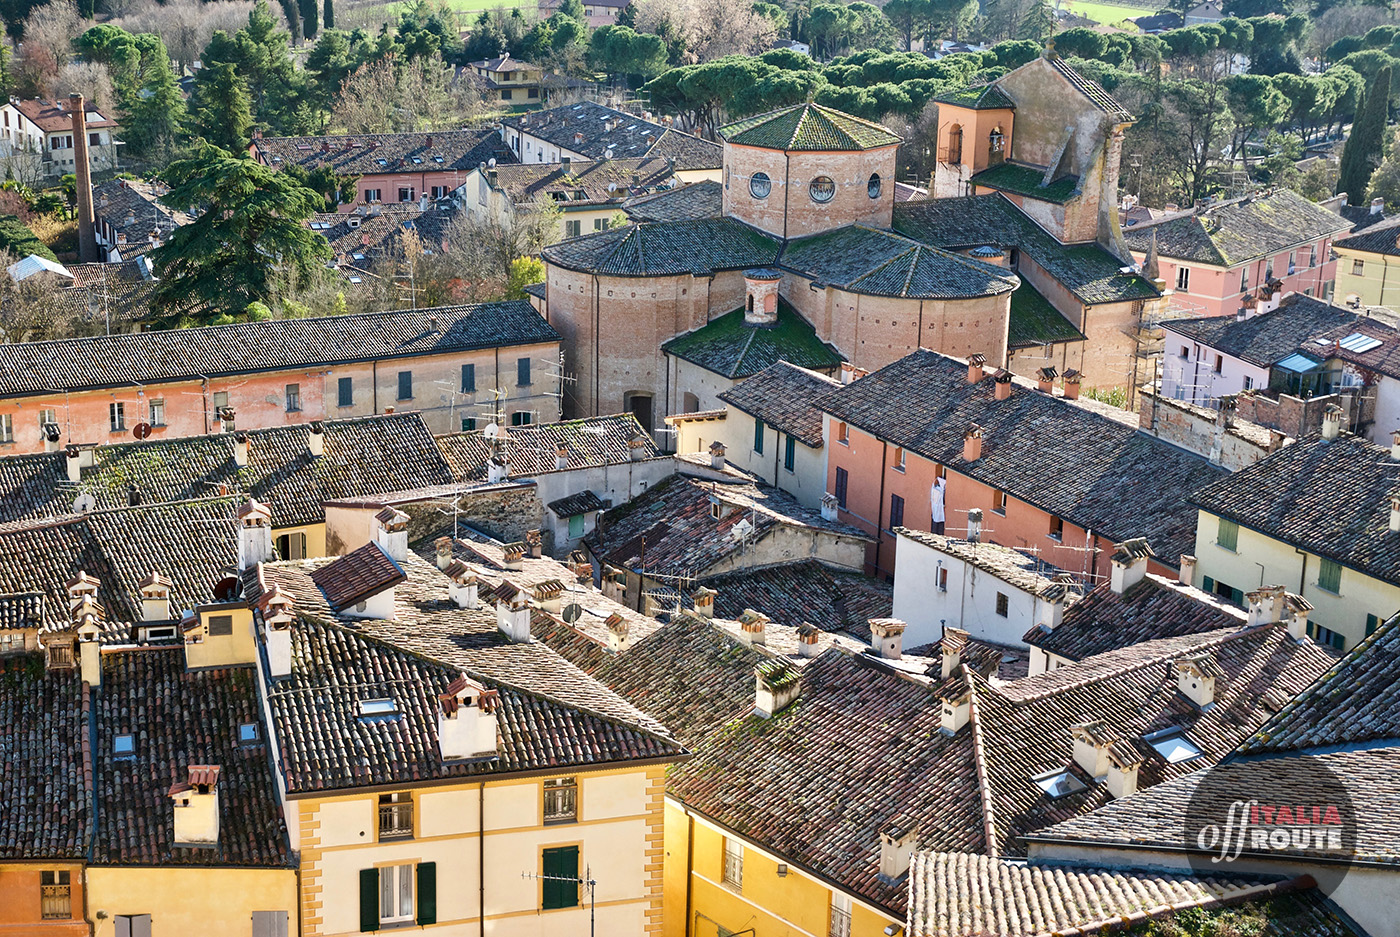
(170, 766), (221, 846)
(437, 674), (500, 760)
(1372, 197), (1385, 216)
(42, 422), (60, 453)
(606, 612), (630, 652)
(820, 492), (839, 521)
(232, 432), (249, 468)
(532, 579), (564, 614)
(374, 508), (410, 563)
(797, 621), (820, 658)
(444, 561), (479, 609)
(308, 420), (325, 457)
(434, 536), (454, 570)
(138, 571), (172, 622)
(941, 626), (969, 679)
(939, 689), (971, 735)
(1245, 584), (1287, 627)
(1106, 743), (1143, 799)
(487, 456), (509, 483)
(692, 586), (716, 618)
(1173, 654), (1222, 709)
(1390, 495), (1400, 534)
(555, 443), (570, 471)
(869, 618), (906, 660)
(754, 660), (801, 718)
(1109, 539), (1153, 594)
(495, 580), (532, 642)
(878, 818), (918, 881)
(709, 441), (726, 470)
(77, 609), (102, 687)
(1322, 404), (1343, 441)
(236, 499), (275, 570)
(64, 444), (82, 483)
(966, 507), (983, 543)
(1178, 554), (1197, 586)
(502, 542), (525, 572)
(1284, 592), (1313, 641)
(263, 597), (295, 679)
(1070, 721), (1115, 779)
(628, 435), (648, 462)
(1033, 581), (1071, 631)
(738, 609), (769, 646)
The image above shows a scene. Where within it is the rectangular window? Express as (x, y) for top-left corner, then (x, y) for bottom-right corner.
(40, 871), (70, 920)
(1353, 259), (1365, 276)
(207, 614), (233, 636)
(38, 408), (55, 427)
(565, 219), (582, 238)
(1180, 345), (1189, 359)
(993, 490), (1007, 515)
(542, 846), (580, 909)
(830, 893), (852, 937)
(1288, 251), (1297, 274)
(379, 792), (413, 840)
(364, 188), (381, 202)
(276, 532), (307, 560)
(1318, 557), (1342, 594)
(1308, 621), (1346, 650)
(461, 417), (477, 431)
(889, 493), (904, 529)
(995, 592), (1009, 617)
(511, 411), (534, 426)
(114, 915), (152, 937)
(1176, 266), (1190, 291)
(594, 218), (605, 230)
(784, 436), (796, 472)
(398, 187), (415, 202)
(397, 370), (413, 400)
(937, 567), (948, 592)
(1048, 515), (1063, 541)
(1217, 517), (1238, 552)
(754, 418), (765, 454)
(212, 391), (229, 410)
(251, 911), (289, 937)
(461, 363), (476, 392)
(517, 357), (532, 386)
(1240, 267), (1248, 293)
(1243, 376), (1253, 391)
(543, 777), (578, 823)
(379, 863), (415, 923)
(1213, 354), (1223, 374)
(109, 402), (125, 432)
(834, 467), (848, 508)
(338, 377), (353, 407)
(285, 383), (301, 412)
(722, 837), (743, 888)
(89, 132), (100, 147)
(0, 414), (11, 443)
(568, 513), (584, 538)
(148, 399), (165, 426)
(837, 422), (849, 445)
(1366, 613), (1382, 637)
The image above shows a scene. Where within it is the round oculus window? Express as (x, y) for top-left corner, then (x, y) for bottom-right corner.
(868, 173), (882, 199)
(749, 172), (772, 199)
(809, 176), (836, 203)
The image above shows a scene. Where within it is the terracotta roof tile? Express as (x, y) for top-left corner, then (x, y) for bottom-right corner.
(718, 362), (840, 447)
(255, 129), (514, 175)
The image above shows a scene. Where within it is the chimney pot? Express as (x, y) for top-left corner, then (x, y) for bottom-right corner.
(1035, 366), (1058, 393)
(236, 498), (275, 570)
(1106, 741), (1143, 799)
(232, 431), (249, 467)
(962, 423), (983, 462)
(939, 689), (971, 735)
(691, 586), (717, 618)
(606, 612), (630, 652)
(966, 508), (983, 543)
(444, 561), (479, 608)
(737, 608), (769, 646)
(940, 626), (969, 679)
(1390, 430), (1400, 461)
(753, 659), (800, 718)
(437, 673), (500, 760)
(373, 507), (410, 563)
(709, 440), (727, 470)
(555, 443), (570, 471)
(1322, 404), (1343, 441)
(820, 492), (839, 521)
(64, 444), (82, 483)
(502, 541), (525, 571)
(42, 422), (60, 452)
(993, 369), (1013, 400)
(1173, 653), (1222, 709)
(628, 435), (649, 462)
(869, 618), (906, 660)
(138, 571), (172, 622)
(967, 354), (986, 383)
(1245, 584), (1287, 627)
(1284, 592), (1312, 641)
(1178, 554), (1197, 586)
(308, 420), (325, 457)
(494, 580), (532, 642)
(170, 765), (222, 846)
(877, 818), (918, 881)
(796, 621), (820, 658)
(525, 529), (543, 558)
(1109, 539), (1153, 594)
(434, 536), (454, 570)
(1373, 197), (1385, 216)
(1062, 370), (1081, 400)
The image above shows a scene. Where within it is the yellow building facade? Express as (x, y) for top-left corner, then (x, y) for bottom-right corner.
(83, 868), (296, 937)
(1333, 240), (1400, 310)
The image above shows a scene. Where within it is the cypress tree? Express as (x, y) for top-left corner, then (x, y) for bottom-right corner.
(1338, 65), (1390, 206)
(323, 0), (334, 30)
(299, 0), (319, 39)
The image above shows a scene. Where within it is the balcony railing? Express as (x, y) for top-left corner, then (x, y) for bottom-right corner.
(378, 803), (413, 840)
(41, 884), (71, 920)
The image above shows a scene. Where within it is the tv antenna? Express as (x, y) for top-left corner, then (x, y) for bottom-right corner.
(520, 865), (597, 937)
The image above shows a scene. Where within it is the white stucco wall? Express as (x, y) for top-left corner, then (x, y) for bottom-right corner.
(891, 531), (1041, 648)
(1160, 325), (1271, 406)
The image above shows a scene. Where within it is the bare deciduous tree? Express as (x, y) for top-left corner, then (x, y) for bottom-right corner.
(56, 62), (116, 114)
(633, 0), (776, 62)
(113, 0), (257, 69)
(330, 55), (494, 134)
(0, 250), (87, 343)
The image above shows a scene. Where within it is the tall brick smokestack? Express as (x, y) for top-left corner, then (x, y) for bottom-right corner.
(70, 93), (96, 263)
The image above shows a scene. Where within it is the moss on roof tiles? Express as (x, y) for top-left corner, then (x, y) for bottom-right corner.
(720, 104), (902, 151)
(934, 84), (1016, 110)
(781, 225), (1018, 299)
(542, 217), (780, 276)
(1008, 281), (1085, 347)
(973, 162), (1080, 204)
(662, 300), (842, 379)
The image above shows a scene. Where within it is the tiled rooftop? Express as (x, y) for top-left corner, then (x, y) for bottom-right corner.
(1334, 212), (1400, 257)
(1162, 296), (1362, 367)
(702, 559), (893, 640)
(502, 102), (721, 169)
(820, 351), (1226, 562)
(972, 162), (1080, 205)
(434, 413), (656, 480)
(1189, 433), (1400, 586)
(718, 361), (840, 447)
(623, 179), (722, 223)
(779, 225), (1019, 300)
(15, 97), (117, 132)
(0, 303), (561, 397)
(719, 104), (902, 151)
(484, 157), (680, 206)
(661, 301), (843, 380)
(542, 216), (781, 277)
(255, 128), (515, 175)
(93, 179), (193, 254)
(1122, 189), (1352, 267)
(898, 527), (1066, 597)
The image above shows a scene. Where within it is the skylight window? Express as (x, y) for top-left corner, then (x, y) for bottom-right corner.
(114, 734), (135, 757)
(1032, 768), (1087, 798)
(377, 158), (388, 166)
(433, 156), (444, 163)
(411, 157), (422, 164)
(359, 698), (399, 720)
(1339, 332), (1384, 353)
(1145, 729), (1203, 763)
(239, 722), (260, 744)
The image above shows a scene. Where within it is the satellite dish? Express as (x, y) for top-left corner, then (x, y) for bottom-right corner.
(72, 493), (96, 513)
(562, 603), (582, 624)
(604, 148), (615, 160)
(132, 422), (152, 440)
(487, 157), (496, 168)
(607, 182), (617, 192)
(483, 422), (500, 440)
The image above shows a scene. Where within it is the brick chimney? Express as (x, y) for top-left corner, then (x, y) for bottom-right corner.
(1322, 403), (1343, 441)
(606, 612), (630, 652)
(1245, 584), (1287, 627)
(993, 369), (1013, 400)
(877, 817), (918, 881)
(966, 507), (983, 543)
(308, 420), (325, 458)
(754, 659), (800, 718)
(869, 618), (906, 660)
(1109, 539), (1153, 594)
(232, 431), (249, 468)
(236, 499), (275, 570)
(438, 674), (500, 760)
(939, 688), (971, 735)
(1178, 554), (1197, 586)
(494, 580), (532, 642)
(967, 354), (986, 383)
(820, 492), (839, 521)
(444, 560), (479, 609)
(940, 626), (969, 679)
(1173, 653), (1223, 709)
(1106, 741), (1143, 799)
(797, 621), (820, 658)
(502, 541), (525, 571)
(555, 443), (570, 470)
(261, 586), (295, 678)
(170, 766), (221, 846)
(1284, 592), (1312, 641)
(691, 586), (716, 618)
(962, 423), (983, 461)
(709, 440), (726, 469)
(742, 269), (781, 327)
(434, 536), (454, 570)
(1035, 366), (1058, 393)
(1062, 370), (1081, 401)
(532, 579), (564, 614)
(738, 608), (769, 646)
(70, 94), (97, 263)
(42, 422), (60, 453)
(525, 529), (544, 558)
(1070, 721), (1115, 778)
(374, 507), (410, 563)
(138, 571), (172, 621)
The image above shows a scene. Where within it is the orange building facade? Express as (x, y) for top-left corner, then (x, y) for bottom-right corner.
(0, 863), (89, 937)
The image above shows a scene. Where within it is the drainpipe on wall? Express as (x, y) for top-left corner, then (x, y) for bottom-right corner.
(479, 782), (486, 937)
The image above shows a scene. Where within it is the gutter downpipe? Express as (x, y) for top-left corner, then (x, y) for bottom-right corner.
(480, 781), (486, 937)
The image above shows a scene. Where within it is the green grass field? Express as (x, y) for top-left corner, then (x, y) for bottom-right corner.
(1061, 0), (1159, 25)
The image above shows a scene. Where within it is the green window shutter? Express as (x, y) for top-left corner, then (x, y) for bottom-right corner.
(784, 436), (796, 471)
(1319, 558), (1342, 593)
(416, 861), (437, 925)
(1366, 613), (1381, 637)
(360, 868), (380, 932)
(568, 513), (584, 538)
(1217, 517), (1238, 551)
(542, 846), (580, 909)
(754, 419), (764, 454)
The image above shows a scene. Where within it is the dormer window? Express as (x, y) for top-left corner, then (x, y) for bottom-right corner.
(1031, 767), (1087, 798)
(114, 734), (135, 758)
(1144, 728), (1203, 763)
